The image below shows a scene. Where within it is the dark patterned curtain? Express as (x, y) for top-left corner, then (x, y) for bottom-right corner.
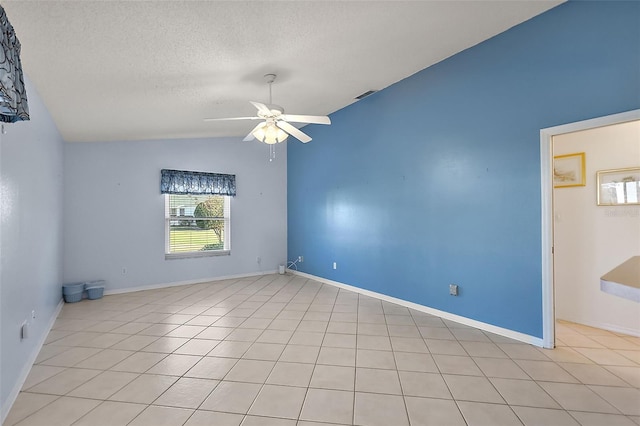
(161, 169), (236, 196)
(0, 6), (29, 123)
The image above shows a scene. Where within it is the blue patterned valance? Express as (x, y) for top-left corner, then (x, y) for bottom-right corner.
(161, 169), (236, 196)
(0, 6), (29, 123)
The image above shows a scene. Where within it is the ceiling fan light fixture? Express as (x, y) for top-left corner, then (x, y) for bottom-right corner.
(253, 122), (288, 144)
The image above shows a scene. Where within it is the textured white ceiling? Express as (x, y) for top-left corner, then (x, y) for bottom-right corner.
(3, 1), (561, 143)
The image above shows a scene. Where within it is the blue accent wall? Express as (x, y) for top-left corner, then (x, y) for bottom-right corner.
(287, 1), (640, 338)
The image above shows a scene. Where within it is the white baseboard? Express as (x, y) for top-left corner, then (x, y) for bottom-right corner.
(104, 270), (278, 296)
(558, 316), (640, 337)
(1, 299), (64, 424)
(292, 270), (544, 347)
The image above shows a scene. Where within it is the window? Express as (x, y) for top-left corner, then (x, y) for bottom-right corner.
(165, 194), (231, 258)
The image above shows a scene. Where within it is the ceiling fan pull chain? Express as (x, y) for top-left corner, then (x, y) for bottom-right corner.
(269, 144), (276, 162)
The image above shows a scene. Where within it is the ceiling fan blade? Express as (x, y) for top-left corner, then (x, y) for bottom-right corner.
(243, 122), (266, 141)
(276, 121), (312, 143)
(203, 117), (261, 122)
(250, 101), (273, 116)
(280, 114), (330, 125)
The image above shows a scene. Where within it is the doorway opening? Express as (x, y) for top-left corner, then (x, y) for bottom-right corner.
(540, 109), (640, 349)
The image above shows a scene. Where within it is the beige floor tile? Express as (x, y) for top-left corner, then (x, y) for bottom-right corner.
(390, 336), (429, 353)
(569, 411), (638, 426)
(221, 329), (260, 344)
(357, 323), (389, 336)
(111, 335), (160, 351)
(394, 352), (439, 373)
(512, 406), (579, 426)
(128, 405), (193, 426)
(248, 384), (307, 419)
(34, 345), (69, 364)
(138, 323), (179, 336)
(224, 359), (275, 383)
(279, 345), (320, 364)
(241, 416), (296, 425)
(199, 381), (261, 413)
(326, 321), (358, 334)
(146, 353), (201, 376)
(22, 366), (66, 390)
(68, 370), (138, 399)
(443, 374), (505, 404)
(83, 333), (129, 348)
(605, 365), (640, 387)
(296, 321), (328, 333)
(490, 377), (561, 409)
(207, 340), (252, 358)
(498, 343), (551, 361)
(266, 362), (314, 387)
(405, 396), (466, 426)
(3, 393), (58, 426)
(617, 350), (640, 364)
(452, 328), (492, 342)
(538, 381), (619, 413)
(74, 349), (135, 370)
(165, 325), (207, 338)
(355, 367), (402, 394)
(108, 374), (177, 404)
(418, 326), (456, 340)
(356, 335), (392, 351)
(288, 331), (324, 346)
(474, 357), (529, 379)
(322, 333), (356, 349)
(185, 356), (238, 380)
(356, 349), (396, 369)
(353, 392), (409, 426)
(173, 338), (220, 356)
(425, 339), (467, 356)
(300, 388), (354, 424)
(536, 346), (593, 364)
(515, 360), (579, 383)
(590, 335), (640, 350)
(589, 385), (640, 416)
(310, 364), (355, 391)
(183, 410), (243, 426)
(457, 401), (523, 426)
(560, 362), (629, 386)
(461, 341), (508, 358)
(154, 377), (219, 408)
(140, 336), (190, 353)
(257, 329), (294, 344)
(242, 342), (286, 361)
(574, 348), (639, 366)
(399, 370), (451, 399)
(433, 354), (483, 376)
(110, 351), (167, 373)
(109, 322), (150, 335)
(14, 396), (100, 426)
(185, 315), (221, 327)
(39, 347), (103, 368)
(317, 347), (356, 367)
(27, 368), (101, 395)
(72, 401), (146, 426)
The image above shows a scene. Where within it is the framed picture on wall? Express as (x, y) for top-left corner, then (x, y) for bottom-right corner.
(597, 167), (640, 206)
(554, 152), (586, 188)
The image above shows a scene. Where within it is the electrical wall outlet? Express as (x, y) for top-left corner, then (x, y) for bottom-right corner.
(20, 321), (28, 340)
(333, 262), (337, 270)
(449, 284), (459, 296)
(298, 256), (304, 263)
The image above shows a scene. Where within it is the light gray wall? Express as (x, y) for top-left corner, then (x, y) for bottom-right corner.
(63, 137), (287, 292)
(0, 77), (64, 417)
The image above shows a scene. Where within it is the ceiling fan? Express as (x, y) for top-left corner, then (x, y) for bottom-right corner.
(204, 74), (331, 144)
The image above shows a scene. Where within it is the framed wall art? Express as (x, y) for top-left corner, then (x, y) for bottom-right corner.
(554, 152), (586, 188)
(597, 167), (640, 206)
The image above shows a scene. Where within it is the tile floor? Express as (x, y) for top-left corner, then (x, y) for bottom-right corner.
(4, 274), (640, 426)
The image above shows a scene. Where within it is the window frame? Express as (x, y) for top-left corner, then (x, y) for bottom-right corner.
(164, 194), (231, 260)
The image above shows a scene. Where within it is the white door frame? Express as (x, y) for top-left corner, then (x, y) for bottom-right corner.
(539, 109), (640, 349)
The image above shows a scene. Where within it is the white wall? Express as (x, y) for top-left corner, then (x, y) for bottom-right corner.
(0, 77), (64, 419)
(63, 138), (287, 292)
(554, 120), (640, 335)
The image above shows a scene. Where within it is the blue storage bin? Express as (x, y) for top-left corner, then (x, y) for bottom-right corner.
(62, 282), (84, 295)
(86, 286), (104, 300)
(63, 291), (83, 303)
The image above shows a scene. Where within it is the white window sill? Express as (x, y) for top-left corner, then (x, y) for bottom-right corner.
(165, 250), (230, 260)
